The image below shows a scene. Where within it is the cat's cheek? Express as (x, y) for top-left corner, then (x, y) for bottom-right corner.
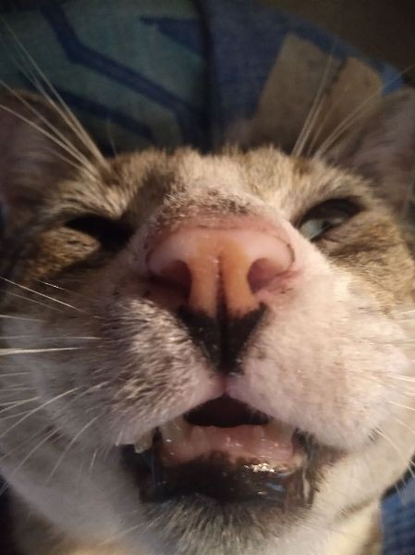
(231, 270), (411, 451)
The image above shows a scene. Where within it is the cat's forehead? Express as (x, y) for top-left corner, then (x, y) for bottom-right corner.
(106, 147), (372, 222)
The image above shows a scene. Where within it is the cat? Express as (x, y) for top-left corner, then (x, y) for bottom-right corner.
(0, 85), (414, 555)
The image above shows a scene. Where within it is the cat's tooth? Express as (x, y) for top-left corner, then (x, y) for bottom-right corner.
(266, 420), (295, 444)
(253, 425), (266, 442)
(190, 425), (211, 453)
(134, 431), (154, 453)
(159, 417), (191, 444)
(279, 423), (296, 444)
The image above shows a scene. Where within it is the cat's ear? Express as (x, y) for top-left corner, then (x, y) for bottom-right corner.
(0, 91), (102, 219)
(326, 87), (415, 213)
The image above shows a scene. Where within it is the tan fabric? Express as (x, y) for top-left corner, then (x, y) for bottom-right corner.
(226, 33), (383, 156)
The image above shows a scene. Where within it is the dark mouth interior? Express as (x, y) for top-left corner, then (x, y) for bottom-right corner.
(184, 395), (270, 428)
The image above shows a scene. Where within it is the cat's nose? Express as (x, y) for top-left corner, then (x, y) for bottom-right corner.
(148, 225), (293, 318)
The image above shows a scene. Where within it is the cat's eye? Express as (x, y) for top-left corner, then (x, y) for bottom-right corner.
(64, 215), (133, 250)
(298, 199), (360, 241)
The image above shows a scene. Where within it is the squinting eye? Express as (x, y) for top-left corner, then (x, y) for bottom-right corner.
(297, 199), (360, 241)
(64, 215), (133, 250)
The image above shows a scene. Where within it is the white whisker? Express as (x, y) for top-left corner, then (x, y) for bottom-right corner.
(0, 386), (34, 392)
(0, 19), (106, 169)
(292, 40), (338, 157)
(315, 61), (415, 158)
(0, 103), (97, 180)
(5, 428), (58, 482)
(389, 375), (415, 383)
(0, 81), (98, 177)
(4, 289), (64, 313)
(0, 372), (29, 377)
(396, 309), (415, 316)
(0, 347), (81, 356)
(0, 277), (92, 315)
(0, 335), (98, 341)
(98, 524), (141, 547)
(388, 400), (415, 413)
(0, 386), (82, 440)
(0, 396), (39, 416)
(0, 314), (42, 322)
(46, 415), (100, 483)
(0, 400), (34, 407)
(0, 409), (35, 424)
(392, 415), (415, 437)
(35, 279), (103, 306)
(89, 448), (98, 473)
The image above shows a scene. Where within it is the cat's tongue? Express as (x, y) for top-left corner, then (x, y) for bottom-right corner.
(158, 418), (297, 466)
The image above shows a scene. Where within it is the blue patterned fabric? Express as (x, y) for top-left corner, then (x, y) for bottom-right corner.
(0, 0), (404, 153)
(0, 1), (412, 554)
(1, 0), (208, 153)
(383, 480), (415, 555)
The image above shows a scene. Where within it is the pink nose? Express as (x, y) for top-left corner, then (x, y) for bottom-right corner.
(147, 225), (293, 318)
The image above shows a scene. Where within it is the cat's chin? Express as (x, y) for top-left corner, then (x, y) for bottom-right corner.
(120, 396), (339, 510)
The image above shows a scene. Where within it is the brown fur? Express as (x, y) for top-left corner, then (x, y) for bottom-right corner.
(0, 89), (414, 555)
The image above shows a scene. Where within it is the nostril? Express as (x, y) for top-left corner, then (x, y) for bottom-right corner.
(146, 224), (295, 317)
(150, 260), (192, 298)
(248, 258), (282, 293)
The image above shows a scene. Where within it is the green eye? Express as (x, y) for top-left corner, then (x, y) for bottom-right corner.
(298, 199), (360, 241)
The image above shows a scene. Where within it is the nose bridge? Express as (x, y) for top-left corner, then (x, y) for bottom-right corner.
(187, 230), (258, 317)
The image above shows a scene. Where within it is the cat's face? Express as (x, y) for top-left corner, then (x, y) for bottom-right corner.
(0, 91), (415, 555)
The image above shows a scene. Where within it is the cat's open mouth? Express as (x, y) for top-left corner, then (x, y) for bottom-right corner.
(121, 396), (318, 506)
(155, 396), (303, 468)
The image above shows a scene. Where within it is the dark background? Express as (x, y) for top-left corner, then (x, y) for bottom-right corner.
(261, 0), (415, 83)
